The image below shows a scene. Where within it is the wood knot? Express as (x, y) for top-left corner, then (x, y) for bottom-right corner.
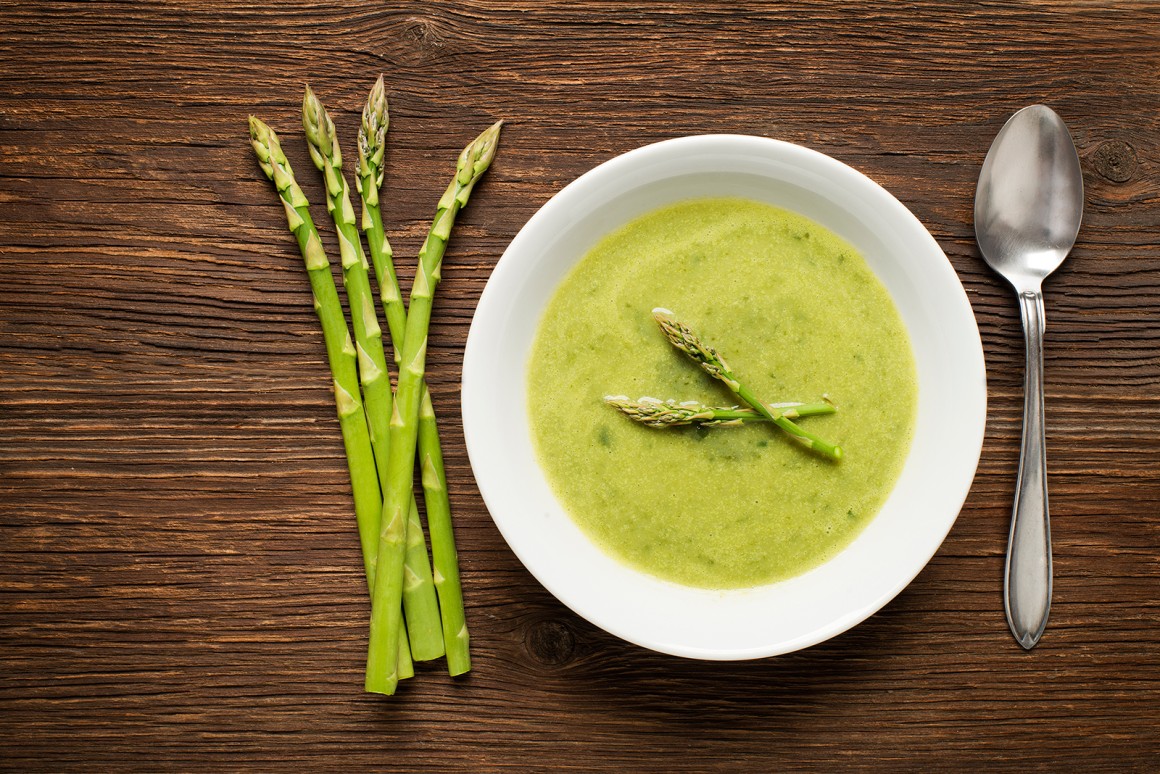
(1092, 140), (1137, 183)
(404, 16), (444, 49)
(525, 619), (576, 666)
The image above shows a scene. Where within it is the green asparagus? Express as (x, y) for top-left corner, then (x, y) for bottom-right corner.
(366, 121), (502, 695)
(419, 387), (470, 675)
(652, 309), (843, 460)
(605, 396), (836, 428)
(358, 79), (472, 677)
(302, 87), (445, 663)
(355, 76), (403, 343)
(247, 116), (413, 681)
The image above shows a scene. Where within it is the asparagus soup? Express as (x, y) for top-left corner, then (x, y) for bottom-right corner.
(527, 198), (918, 589)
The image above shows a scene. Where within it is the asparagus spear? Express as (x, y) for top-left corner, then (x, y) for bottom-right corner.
(355, 76), (403, 341)
(247, 117), (413, 681)
(652, 309), (843, 460)
(358, 79), (472, 677)
(418, 387), (470, 675)
(605, 396), (836, 428)
(366, 121), (502, 695)
(302, 87), (445, 662)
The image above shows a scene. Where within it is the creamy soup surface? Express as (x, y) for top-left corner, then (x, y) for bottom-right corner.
(527, 198), (918, 589)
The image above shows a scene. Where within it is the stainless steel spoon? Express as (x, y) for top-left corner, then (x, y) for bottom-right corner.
(974, 105), (1083, 650)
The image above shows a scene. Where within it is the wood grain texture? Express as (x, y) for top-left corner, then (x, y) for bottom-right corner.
(2, 0), (1159, 770)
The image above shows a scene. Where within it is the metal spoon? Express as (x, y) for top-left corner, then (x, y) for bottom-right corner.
(974, 104), (1083, 650)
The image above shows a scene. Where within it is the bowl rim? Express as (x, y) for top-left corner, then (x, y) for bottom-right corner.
(462, 133), (986, 659)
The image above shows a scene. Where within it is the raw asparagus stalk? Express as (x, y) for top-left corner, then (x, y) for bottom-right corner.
(358, 79), (471, 677)
(247, 116), (412, 680)
(605, 396), (836, 428)
(366, 121), (502, 695)
(652, 309), (843, 460)
(302, 87), (444, 662)
(355, 76), (403, 344)
(419, 387), (470, 675)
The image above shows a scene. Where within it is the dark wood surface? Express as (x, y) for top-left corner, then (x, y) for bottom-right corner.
(2, 1), (1159, 770)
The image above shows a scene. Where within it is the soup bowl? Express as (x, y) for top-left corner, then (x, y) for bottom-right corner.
(461, 134), (985, 659)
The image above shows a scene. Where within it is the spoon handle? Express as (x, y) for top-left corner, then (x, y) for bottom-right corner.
(1005, 289), (1053, 649)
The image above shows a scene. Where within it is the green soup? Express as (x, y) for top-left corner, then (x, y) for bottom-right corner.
(527, 197), (917, 589)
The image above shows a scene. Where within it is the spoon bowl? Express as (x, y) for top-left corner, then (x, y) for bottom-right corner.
(975, 105), (1084, 291)
(974, 104), (1083, 649)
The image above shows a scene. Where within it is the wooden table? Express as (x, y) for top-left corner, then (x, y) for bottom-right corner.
(3, 2), (1158, 770)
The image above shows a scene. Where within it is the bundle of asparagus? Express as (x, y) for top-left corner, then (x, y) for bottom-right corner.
(249, 77), (500, 695)
(606, 309), (843, 460)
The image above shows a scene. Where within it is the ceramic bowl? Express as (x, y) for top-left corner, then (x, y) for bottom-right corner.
(461, 134), (985, 659)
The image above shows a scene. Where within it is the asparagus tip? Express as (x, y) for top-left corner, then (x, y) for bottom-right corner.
(359, 76), (390, 188)
(247, 114), (267, 139)
(364, 75), (388, 119)
(468, 120), (503, 164)
(301, 84), (316, 121)
(302, 84), (325, 137)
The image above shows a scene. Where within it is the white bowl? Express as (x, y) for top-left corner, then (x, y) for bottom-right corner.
(462, 134), (985, 659)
